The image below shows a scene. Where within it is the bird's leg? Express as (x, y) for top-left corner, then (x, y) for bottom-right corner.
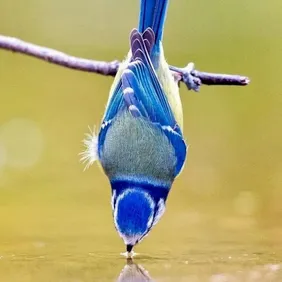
(170, 63), (201, 91)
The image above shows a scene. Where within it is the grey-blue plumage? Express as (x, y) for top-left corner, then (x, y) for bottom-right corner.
(100, 110), (176, 184)
(82, 0), (187, 256)
(96, 27), (186, 254)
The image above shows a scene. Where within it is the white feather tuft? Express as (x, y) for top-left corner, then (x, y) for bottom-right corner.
(79, 126), (99, 170)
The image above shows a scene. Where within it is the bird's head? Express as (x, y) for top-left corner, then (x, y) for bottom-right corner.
(111, 181), (168, 253)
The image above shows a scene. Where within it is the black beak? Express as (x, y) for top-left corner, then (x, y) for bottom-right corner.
(126, 244), (133, 253)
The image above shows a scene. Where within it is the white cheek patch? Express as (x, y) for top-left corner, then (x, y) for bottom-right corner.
(111, 190), (116, 210)
(152, 199), (166, 227)
(146, 194), (155, 229)
(122, 234), (143, 246)
(113, 192), (123, 232)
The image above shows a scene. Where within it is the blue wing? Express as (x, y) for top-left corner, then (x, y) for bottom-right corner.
(160, 125), (186, 176)
(103, 29), (177, 129)
(99, 29), (186, 176)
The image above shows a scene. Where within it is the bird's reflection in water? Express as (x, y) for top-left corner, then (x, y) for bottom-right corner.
(116, 259), (153, 282)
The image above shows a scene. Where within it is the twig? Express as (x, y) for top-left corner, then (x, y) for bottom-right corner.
(0, 34), (250, 91)
(170, 63), (250, 92)
(0, 35), (119, 76)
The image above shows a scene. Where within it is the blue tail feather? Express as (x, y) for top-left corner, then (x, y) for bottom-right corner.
(142, 28), (155, 54)
(138, 0), (169, 45)
(130, 28), (154, 58)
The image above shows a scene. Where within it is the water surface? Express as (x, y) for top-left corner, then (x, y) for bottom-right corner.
(0, 0), (282, 281)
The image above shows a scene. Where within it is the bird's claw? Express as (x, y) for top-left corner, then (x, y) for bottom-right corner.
(182, 62), (201, 92)
(170, 62), (201, 92)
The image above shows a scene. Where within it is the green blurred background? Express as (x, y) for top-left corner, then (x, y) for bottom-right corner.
(0, 0), (282, 281)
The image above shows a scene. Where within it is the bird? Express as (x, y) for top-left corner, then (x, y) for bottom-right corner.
(117, 259), (153, 282)
(81, 0), (187, 258)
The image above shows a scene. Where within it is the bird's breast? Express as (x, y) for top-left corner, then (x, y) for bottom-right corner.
(99, 110), (177, 183)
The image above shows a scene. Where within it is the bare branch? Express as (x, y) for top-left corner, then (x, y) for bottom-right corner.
(193, 71), (250, 86)
(0, 35), (119, 76)
(170, 63), (250, 92)
(0, 34), (250, 91)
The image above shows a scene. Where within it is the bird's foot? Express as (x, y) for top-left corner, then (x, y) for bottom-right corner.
(170, 62), (201, 92)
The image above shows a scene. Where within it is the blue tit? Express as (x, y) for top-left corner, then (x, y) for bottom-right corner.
(117, 261), (153, 282)
(81, 0), (187, 256)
